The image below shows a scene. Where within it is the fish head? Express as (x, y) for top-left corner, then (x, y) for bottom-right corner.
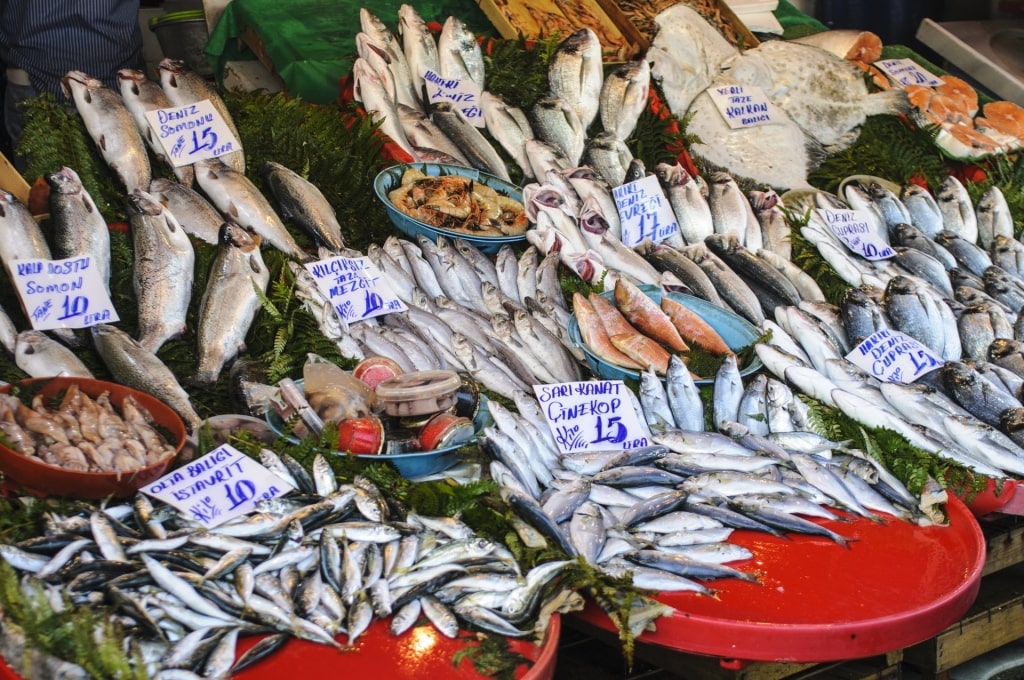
(157, 58), (189, 88)
(59, 70), (97, 101)
(127, 189), (164, 217)
(45, 166), (83, 194)
(115, 69), (147, 97)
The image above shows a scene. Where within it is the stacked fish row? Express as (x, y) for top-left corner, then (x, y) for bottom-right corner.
(482, 387), (926, 603)
(0, 456), (572, 677)
(288, 232), (585, 399)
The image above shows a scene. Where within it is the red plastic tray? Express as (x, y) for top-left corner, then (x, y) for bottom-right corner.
(574, 495), (984, 663)
(0, 616), (560, 680)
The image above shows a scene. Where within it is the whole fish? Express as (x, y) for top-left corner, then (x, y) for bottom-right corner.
(666, 354), (705, 431)
(358, 10), (420, 113)
(352, 56), (416, 160)
(984, 265), (1024, 313)
(194, 224), (271, 385)
(116, 69), (194, 185)
(548, 28), (603, 130)
(892, 247), (954, 297)
(749, 189), (790, 260)
(705, 234), (802, 309)
(935, 230), (992, 278)
(91, 324), (201, 428)
(936, 175), (978, 244)
(756, 248), (826, 302)
(866, 181), (912, 232)
(600, 58), (650, 141)
(525, 139), (571, 180)
(890, 221), (957, 269)
(977, 185), (1013, 251)
(149, 177), (224, 245)
(899, 183), (944, 237)
(942, 360), (1023, 428)
(398, 4), (439, 103)
(0, 189), (51, 267)
(398, 104), (471, 167)
(0, 303), (16, 355)
(480, 91), (535, 180)
(680, 243), (764, 325)
(157, 58), (245, 173)
(991, 234), (1024, 277)
(62, 70), (151, 192)
(261, 161), (345, 252)
(655, 163), (713, 245)
(529, 92), (585, 166)
(195, 157), (307, 260)
(14, 330), (93, 378)
(708, 172), (762, 250)
(638, 241), (723, 306)
(47, 167), (111, 293)
(437, 16), (484, 86)
(128, 190), (195, 354)
(581, 132), (633, 187)
(430, 102), (511, 181)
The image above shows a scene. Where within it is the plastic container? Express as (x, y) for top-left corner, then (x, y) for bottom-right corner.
(0, 377), (186, 499)
(419, 412), (475, 450)
(336, 416), (386, 454)
(375, 370), (461, 418)
(353, 356), (403, 390)
(149, 10), (213, 78)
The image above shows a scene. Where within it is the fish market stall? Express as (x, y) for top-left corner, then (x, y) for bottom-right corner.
(1, 0), (1024, 678)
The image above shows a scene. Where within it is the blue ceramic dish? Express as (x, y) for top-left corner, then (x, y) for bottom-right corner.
(264, 380), (490, 478)
(566, 285), (763, 385)
(373, 163), (527, 255)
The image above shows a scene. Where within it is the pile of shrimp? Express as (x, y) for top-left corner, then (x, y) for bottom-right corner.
(388, 168), (528, 237)
(904, 74), (1024, 158)
(0, 384), (177, 474)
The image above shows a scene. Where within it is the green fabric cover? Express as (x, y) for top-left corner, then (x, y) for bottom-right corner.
(205, 0), (493, 105)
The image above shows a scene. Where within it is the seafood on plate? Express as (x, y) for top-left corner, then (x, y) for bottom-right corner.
(387, 168), (528, 236)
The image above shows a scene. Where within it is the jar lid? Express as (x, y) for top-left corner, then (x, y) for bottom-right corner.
(375, 370), (461, 402)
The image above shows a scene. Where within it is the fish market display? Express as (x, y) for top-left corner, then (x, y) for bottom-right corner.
(386, 167), (528, 236)
(116, 68), (195, 186)
(0, 382), (178, 473)
(0, 465), (573, 676)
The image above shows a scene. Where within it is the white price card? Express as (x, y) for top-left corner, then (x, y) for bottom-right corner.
(846, 329), (944, 384)
(8, 256), (118, 330)
(144, 99), (241, 167)
(706, 84), (781, 129)
(304, 255), (406, 322)
(423, 69), (484, 128)
(141, 444), (295, 528)
(534, 381), (651, 454)
(613, 175), (679, 247)
(816, 207), (895, 261)
(874, 58), (941, 87)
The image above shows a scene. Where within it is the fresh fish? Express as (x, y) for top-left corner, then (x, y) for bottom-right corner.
(639, 367), (676, 431)
(600, 58), (650, 141)
(437, 16), (484, 86)
(398, 4), (439, 103)
(866, 181), (913, 231)
(708, 172), (762, 250)
(128, 190), (195, 354)
(991, 234), (1024, 278)
(261, 161), (345, 252)
(0, 189), (51, 266)
(195, 157), (307, 260)
(638, 241), (723, 306)
(936, 175), (978, 244)
(750, 189), (791, 260)
(934, 230), (992, 278)
(757, 248), (826, 303)
(90, 324), (201, 428)
(194, 223), (271, 385)
(525, 139), (571, 181)
(47, 166), (111, 293)
(680, 243), (764, 325)
(984, 265), (1024, 314)
(116, 69), (194, 185)
(430, 101), (511, 181)
(529, 92), (585, 166)
(892, 247), (954, 297)
(942, 360), (1023, 428)
(149, 177), (224, 245)
(890, 221), (957, 269)
(712, 354), (744, 428)
(839, 286), (889, 346)
(614, 278), (689, 351)
(157, 58), (245, 173)
(899, 183), (944, 237)
(14, 331), (93, 378)
(548, 28), (603, 130)
(705, 233), (802, 309)
(655, 163), (713, 245)
(581, 132), (633, 187)
(352, 56), (416, 159)
(358, 11), (421, 114)
(479, 91), (534, 178)
(977, 185), (1013, 250)
(62, 70), (151, 192)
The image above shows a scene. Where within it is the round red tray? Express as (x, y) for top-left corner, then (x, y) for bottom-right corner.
(0, 616), (560, 680)
(574, 495), (984, 663)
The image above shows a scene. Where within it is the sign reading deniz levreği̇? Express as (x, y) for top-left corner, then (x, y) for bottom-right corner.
(144, 99), (240, 166)
(8, 256), (118, 330)
(534, 381), (650, 454)
(423, 69), (484, 128)
(614, 175), (679, 247)
(846, 329), (943, 383)
(816, 207), (895, 261)
(142, 444), (295, 528)
(707, 84), (781, 129)
(305, 255), (406, 322)
(874, 58), (941, 87)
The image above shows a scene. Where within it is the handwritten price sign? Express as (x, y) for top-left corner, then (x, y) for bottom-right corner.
(7, 256), (118, 330)
(817, 207), (895, 261)
(422, 69), (484, 128)
(614, 174), (679, 247)
(305, 255), (406, 322)
(145, 99), (240, 166)
(534, 381), (650, 454)
(707, 84), (781, 130)
(875, 58), (941, 87)
(846, 329), (943, 384)
(142, 444), (295, 528)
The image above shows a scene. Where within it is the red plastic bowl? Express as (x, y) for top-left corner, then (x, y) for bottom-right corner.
(0, 377), (186, 499)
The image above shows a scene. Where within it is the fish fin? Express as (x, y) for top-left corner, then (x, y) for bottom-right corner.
(98, 134), (107, 151)
(226, 201), (239, 218)
(864, 87), (911, 117)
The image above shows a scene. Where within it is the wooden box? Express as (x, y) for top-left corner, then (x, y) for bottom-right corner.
(473, 0), (758, 61)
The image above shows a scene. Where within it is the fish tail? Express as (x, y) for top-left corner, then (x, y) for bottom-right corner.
(865, 87), (911, 117)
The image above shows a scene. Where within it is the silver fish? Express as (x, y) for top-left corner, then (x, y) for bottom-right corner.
(129, 190), (195, 354)
(261, 161), (345, 252)
(398, 4), (439, 103)
(680, 243), (764, 325)
(437, 16), (484, 86)
(116, 68), (194, 185)
(890, 221), (957, 269)
(14, 330), (93, 378)
(0, 189), (51, 268)
(352, 56), (416, 159)
(149, 177), (224, 245)
(194, 223), (271, 385)
(581, 132), (633, 187)
(47, 166), (111, 293)
(708, 172), (762, 250)
(548, 28), (603, 130)
(936, 175), (978, 244)
(529, 92), (585, 166)
(429, 101), (510, 181)
(480, 91), (535, 180)
(977, 185), (1013, 251)
(397, 103), (470, 166)
(655, 163), (713, 246)
(599, 58), (650, 142)
(899, 183), (944, 237)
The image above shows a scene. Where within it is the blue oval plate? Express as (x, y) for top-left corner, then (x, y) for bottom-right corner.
(373, 163), (527, 255)
(566, 285), (763, 385)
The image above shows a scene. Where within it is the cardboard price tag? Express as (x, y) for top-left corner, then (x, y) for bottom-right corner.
(707, 84), (781, 129)
(141, 444), (295, 528)
(533, 381), (651, 454)
(875, 58), (941, 87)
(304, 255), (406, 322)
(145, 99), (241, 167)
(7, 256), (119, 330)
(613, 175), (680, 247)
(846, 329), (944, 383)
(816, 207), (895, 261)
(423, 69), (484, 128)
